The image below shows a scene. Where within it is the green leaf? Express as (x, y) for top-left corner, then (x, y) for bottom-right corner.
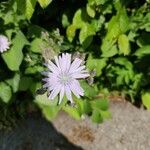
(17, 0), (36, 20)
(5, 29), (14, 40)
(100, 110), (111, 119)
(6, 73), (20, 93)
(95, 0), (106, 5)
(140, 13), (150, 32)
(90, 99), (110, 123)
(73, 9), (85, 29)
(87, 55), (107, 76)
(91, 16), (105, 32)
(35, 93), (58, 106)
(0, 82), (12, 103)
(19, 77), (33, 91)
(114, 57), (132, 70)
(82, 36), (93, 49)
(38, 0), (52, 8)
(142, 92), (150, 110)
(79, 23), (95, 44)
(62, 14), (70, 28)
(30, 38), (43, 53)
(3, 11), (14, 24)
(118, 34), (130, 55)
(80, 81), (98, 98)
(86, 4), (95, 18)
(116, 73), (124, 85)
(132, 74), (142, 90)
(35, 94), (61, 120)
(134, 45), (150, 58)
(2, 31), (28, 71)
(30, 82), (41, 94)
(40, 105), (60, 121)
(147, 0), (150, 4)
(76, 99), (92, 115)
(101, 7), (129, 54)
(91, 110), (103, 123)
(26, 0), (36, 20)
(25, 65), (44, 74)
(28, 25), (46, 38)
(63, 106), (81, 120)
(136, 32), (150, 47)
(66, 25), (76, 42)
(91, 99), (109, 111)
(101, 45), (118, 57)
(68, 9), (94, 43)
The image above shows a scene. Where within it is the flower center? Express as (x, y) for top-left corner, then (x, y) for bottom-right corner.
(59, 73), (72, 85)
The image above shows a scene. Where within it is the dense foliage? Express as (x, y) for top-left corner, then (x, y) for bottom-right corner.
(0, 0), (150, 125)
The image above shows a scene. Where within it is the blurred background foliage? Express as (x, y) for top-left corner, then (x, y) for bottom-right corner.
(0, 0), (150, 127)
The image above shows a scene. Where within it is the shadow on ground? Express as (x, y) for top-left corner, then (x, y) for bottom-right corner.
(0, 116), (83, 150)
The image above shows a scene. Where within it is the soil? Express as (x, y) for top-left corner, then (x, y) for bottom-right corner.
(0, 101), (150, 150)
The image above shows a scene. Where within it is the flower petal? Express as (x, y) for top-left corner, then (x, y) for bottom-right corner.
(69, 58), (82, 73)
(72, 73), (90, 79)
(54, 56), (61, 70)
(70, 80), (84, 98)
(65, 53), (71, 72)
(47, 60), (60, 74)
(59, 86), (65, 104)
(69, 65), (86, 74)
(65, 84), (73, 103)
(48, 84), (62, 100)
(58, 53), (71, 72)
(60, 54), (66, 72)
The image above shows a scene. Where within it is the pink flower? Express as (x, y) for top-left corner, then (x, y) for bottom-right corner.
(0, 35), (10, 53)
(42, 53), (89, 104)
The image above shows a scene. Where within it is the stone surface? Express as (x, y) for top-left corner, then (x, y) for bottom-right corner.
(52, 102), (150, 150)
(0, 101), (150, 150)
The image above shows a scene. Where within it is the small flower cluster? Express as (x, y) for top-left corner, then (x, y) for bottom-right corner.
(42, 53), (89, 104)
